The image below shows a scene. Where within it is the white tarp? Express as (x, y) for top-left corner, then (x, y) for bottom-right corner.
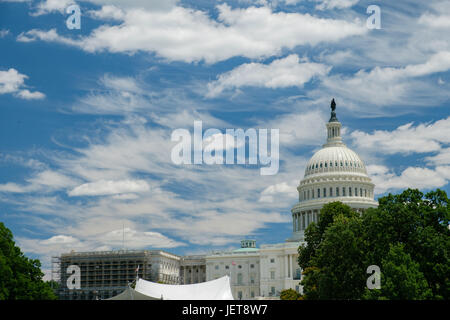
(135, 275), (234, 300)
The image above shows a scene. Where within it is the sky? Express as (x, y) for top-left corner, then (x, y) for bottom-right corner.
(0, 0), (449, 280)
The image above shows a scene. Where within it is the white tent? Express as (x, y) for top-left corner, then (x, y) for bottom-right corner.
(135, 275), (234, 300)
(106, 286), (160, 300)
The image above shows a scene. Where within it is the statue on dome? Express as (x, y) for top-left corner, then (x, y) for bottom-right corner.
(329, 98), (338, 122)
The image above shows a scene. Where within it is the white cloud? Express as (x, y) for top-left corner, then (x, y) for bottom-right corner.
(263, 108), (327, 147)
(367, 164), (450, 194)
(0, 170), (77, 193)
(0, 29), (10, 38)
(18, 4), (366, 63)
(68, 179), (150, 196)
(32, 0), (75, 16)
(206, 54), (330, 97)
(102, 227), (185, 248)
(0, 68), (45, 100)
(32, 0), (178, 16)
(351, 117), (450, 155)
(322, 51), (450, 107)
(425, 148), (450, 166)
(315, 0), (359, 10)
(258, 181), (297, 203)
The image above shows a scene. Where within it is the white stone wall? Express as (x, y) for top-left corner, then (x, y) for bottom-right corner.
(206, 252), (260, 299)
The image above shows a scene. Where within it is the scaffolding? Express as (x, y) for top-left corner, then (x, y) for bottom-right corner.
(51, 255), (61, 287)
(55, 249), (182, 300)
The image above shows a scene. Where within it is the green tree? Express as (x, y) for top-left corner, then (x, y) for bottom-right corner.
(297, 189), (450, 300)
(298, 201), (357, 270)
(364, 244), (432, 300)
(280, 288), (300, 300)
(0, 222), (57, 300)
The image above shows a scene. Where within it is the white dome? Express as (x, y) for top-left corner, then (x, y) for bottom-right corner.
(304, 145), (368, 177)
(288, 100), (378, 242)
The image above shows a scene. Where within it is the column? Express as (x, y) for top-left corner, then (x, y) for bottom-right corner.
(288, 255), (292, 279)
(301, 212), (305, 230)
(190, 266), (194, 284)
(183, 267), (187, 284)
(284, 255), (288, 279)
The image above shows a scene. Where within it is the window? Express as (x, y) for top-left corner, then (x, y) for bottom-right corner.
(330, 161), (332, 167)
(360, 188), (363, 197)
(336, 187), (339, 196)
(320, 163), (322, 168)
(250, 274), (255, 284)
(365, 189), (367, 197)
(271, 287), (275, 295)
(294, 268), (301, 280)
(317, 188), (320, 198)
(225, 265), (229, 269)
(335, 161), (338, 167)
(324, 162), (327, 168)
(330, 187), (333, 197)
(340, 161), (343, 166)
(349, 187), (352, 196)
(343, 187), (346, 196)
(312, 189), (314, 199)
(270, 258), (275, 263)
(270, 271), (275, 279)
(215, 265), (219, 270)
(323, 188), (326, 197)
(237, 273), (243, 285)
(238, 265), (242, 269)
(250, 264), (254, 269)
(307, 190), (310, 199)
(251, 291), (255, 298)
(238, 291), (243, 299)
(355, 188), (358, 196)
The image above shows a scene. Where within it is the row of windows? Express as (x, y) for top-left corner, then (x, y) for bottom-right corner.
(307, 160), (363, 171)
(301, 186), (371, 201)
(214, 264), (255, 270)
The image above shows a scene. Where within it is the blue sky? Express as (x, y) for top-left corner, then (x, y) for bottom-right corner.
(0, 0), (449, 278)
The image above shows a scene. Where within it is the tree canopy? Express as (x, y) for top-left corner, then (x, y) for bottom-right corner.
(298, 188), (449, 300)
(0, 222), (57, 300)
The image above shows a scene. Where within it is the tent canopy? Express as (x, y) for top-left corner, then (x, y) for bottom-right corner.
(135, 275), (234, 300)
(107, 286), (160, 300)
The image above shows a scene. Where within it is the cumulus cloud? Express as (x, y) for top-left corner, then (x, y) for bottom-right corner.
(367, 164), (450, 194)
(0, 68), (45, 100)
(258, 181), (297, 203)
(18, 4), (366, 63)
(206, 54), (330, 97)
(68, 179), (150, 196)
(351, 117), (450, 155)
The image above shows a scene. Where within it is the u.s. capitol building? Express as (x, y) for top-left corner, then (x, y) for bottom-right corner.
(55, 100), (378, 300)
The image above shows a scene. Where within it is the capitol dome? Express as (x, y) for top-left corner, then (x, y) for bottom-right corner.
(290, 99), (378, 242)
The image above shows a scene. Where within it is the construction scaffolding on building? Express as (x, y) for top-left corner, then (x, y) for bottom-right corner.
(55, 249), (181, 300)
